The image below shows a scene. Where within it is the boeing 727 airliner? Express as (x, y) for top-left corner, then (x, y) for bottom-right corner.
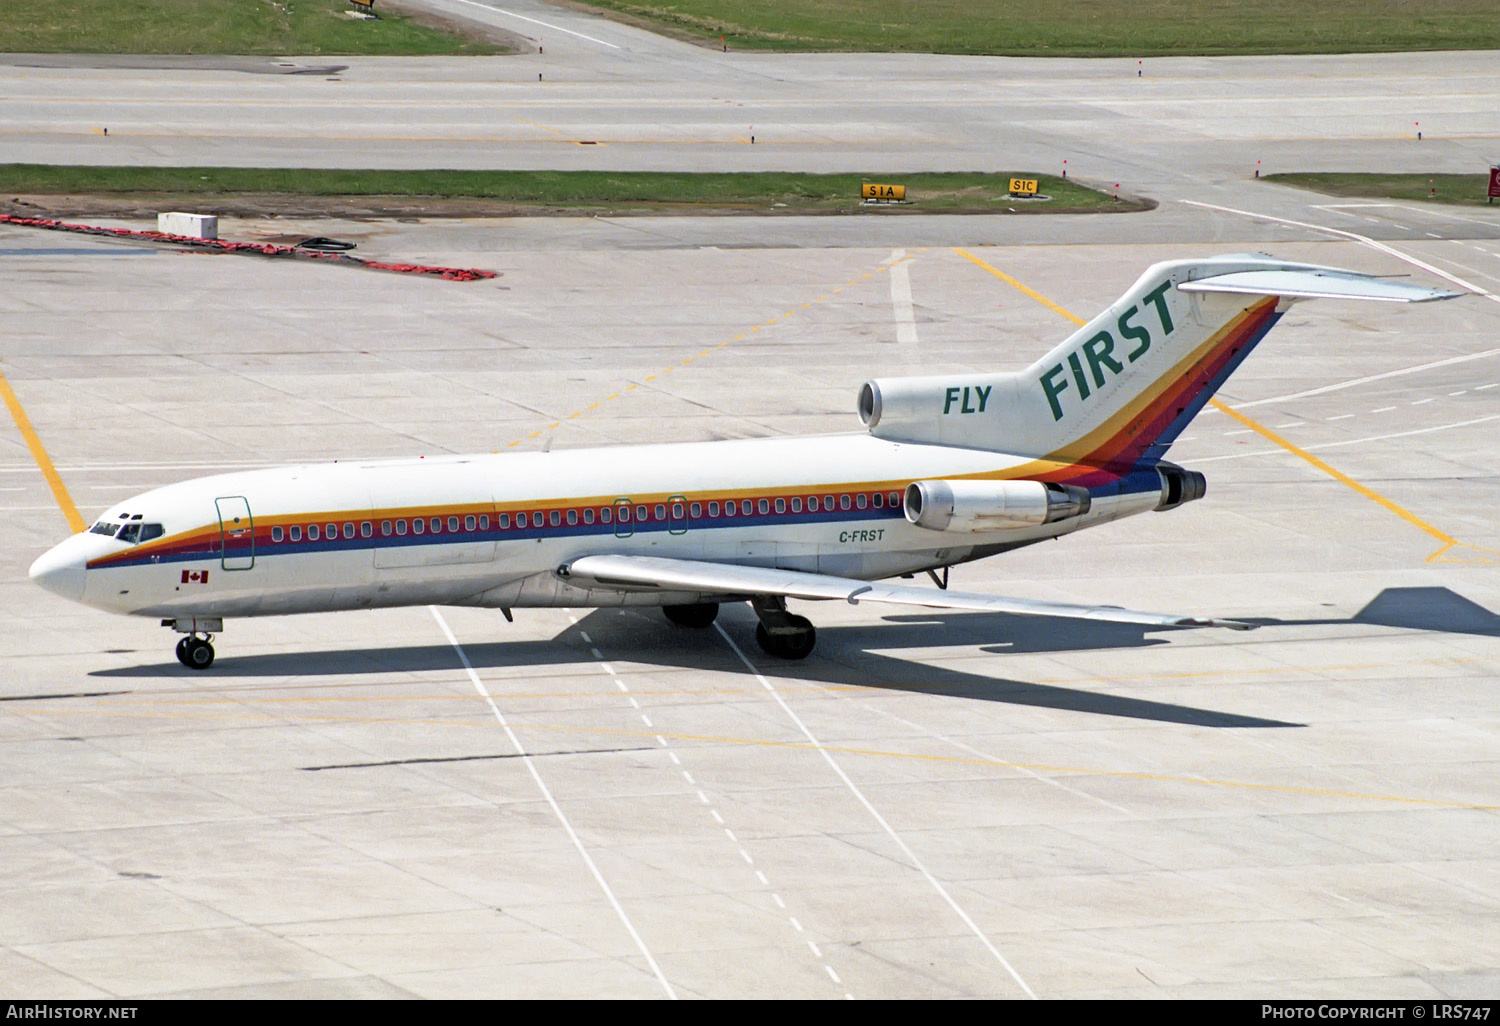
(30, 254), (1461, 669)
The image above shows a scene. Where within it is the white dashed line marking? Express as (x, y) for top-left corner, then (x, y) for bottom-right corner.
(773, 893), (786, 909)
(640, 714), (653, 728)
(1327, 414), (1355, 421)
(790, 917), (804, 932)
(711, 809), (724, 824)
(1477, 383), (1499, 391)
(756, 871), (769, 885)
(1412, 398), (1436, 405)
(1371, 406), (1396, 413)
(809, 941), (823, 958)
(1450, 390), (1468, 396)
(1225, 429), (1253, 435)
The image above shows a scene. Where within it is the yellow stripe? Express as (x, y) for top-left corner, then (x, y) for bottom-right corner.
(0, 367), (85, 533)
(954, 247), (1087, 326)
(954, 247), (1492, 555)
(1210, 399), (1466, 547)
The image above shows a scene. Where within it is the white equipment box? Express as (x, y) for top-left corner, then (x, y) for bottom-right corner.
(157, 212), (218, 239)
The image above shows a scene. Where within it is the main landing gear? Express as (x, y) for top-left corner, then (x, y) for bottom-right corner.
(163, 618), (223, 671)
(749, 596), (816, 660)
(662, 602), (720, 629)
(661, 598), (815, 659)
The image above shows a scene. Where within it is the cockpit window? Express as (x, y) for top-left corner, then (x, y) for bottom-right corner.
(114, 522), (164, 545)
(90, 521), (119, 537)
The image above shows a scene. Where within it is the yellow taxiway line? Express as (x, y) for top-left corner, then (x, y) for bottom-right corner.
(0, 365), (84, 533)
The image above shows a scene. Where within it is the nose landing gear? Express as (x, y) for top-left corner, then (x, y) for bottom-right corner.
(175, 635), (215, 670)
(163, 617), (223, 671)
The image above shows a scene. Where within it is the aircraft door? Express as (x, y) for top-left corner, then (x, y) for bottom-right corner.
(215, 496), (255, 571)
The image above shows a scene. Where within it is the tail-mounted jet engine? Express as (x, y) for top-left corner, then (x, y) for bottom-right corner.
(1155, 463), (1206, 511)
(904, 479), (1091, 533)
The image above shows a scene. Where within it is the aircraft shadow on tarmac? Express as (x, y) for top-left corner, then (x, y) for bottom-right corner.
(89, 587), (1496, 731)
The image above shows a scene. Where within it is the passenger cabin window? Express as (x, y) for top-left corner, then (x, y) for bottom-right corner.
(549, 510), (561, 527)
(430, 517), (441, 534)
(708, 501), (719, 517)
(326, 523), (337, 539)
(856, 493), (868, 510)
(791, 497), (802, 513)
(361, 522), (372, 538)
(774, 498), (785, 514)
(601, 507), (613, 524)
(758, 499), (769, 514)
(343, 523), (355, 540)
(725, 501), (736, 516)
(808, 496), (819, 512)
(840, 494), (851, 511)
(690, 503), (701, 518)
(889, 492), (900, 507)
(413, 519), (424, 535)
(465, 515), (476, 531)
(873, 492), (884, 508)
(290, 525), (302, 542)
(654, 504), (666, 521)
(449, 516), (459, 532)
(583, 508), (594, 525)
(479, 515), (489, 530)
(499, 513), (510, 529)
(308, 525), (320, 541)
(396, 520), (407, 535)
(566, 510), (577, 526)
(381, 521), (392, 537)
(636, 505), (648, 522)
(272, 526), (284, 543)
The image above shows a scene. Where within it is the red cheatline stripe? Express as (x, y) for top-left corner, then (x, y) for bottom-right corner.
(0, 214), (496, 282)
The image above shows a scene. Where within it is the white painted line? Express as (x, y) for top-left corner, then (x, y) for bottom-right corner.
(889, 249), (919, 362)
(1449, 390), (1468, 396)
(1477, 383), (1499, 391)
(827, 967), (842, 984)
(579, 631), (591, 643)
(600, 662), (614, 675)
(1327, 414), (1355, 421)
(656, 734), (668, 747)
(711, 809), (724, 824)
(790, 916), (804, 932)
(1370, 406), (1396, 413)
(1192, 413), (1500, 462)
(615, 679), (628, 692)
(808, 940), (823, 958)
(713, 623), (1037, 999)
(682, 770), (696, 785)
(1412, 398), (1436, 405)
(640, 714), (653, 728)
(773, 893), (786, 909)
(724, 828), (737, 843)
(697, 790), (710, 804)
(590, 647), (603, 659)
(1232, 349), (1500, 409)
(667, 750), (680, 765)
(756, 871), (769, 885)
(740, 849), (754, 865)
(443, 0), (623, 48)
(1182, 199), (1500, 305)
(429, 606), (675, 999)
(628, 696), (640, 709)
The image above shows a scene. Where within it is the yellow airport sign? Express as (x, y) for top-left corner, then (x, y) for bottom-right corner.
(862, 183), (906, 201)
(1008, 178), (1039, 196)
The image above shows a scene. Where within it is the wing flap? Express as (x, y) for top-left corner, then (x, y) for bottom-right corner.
(559, 554), (1254, 630)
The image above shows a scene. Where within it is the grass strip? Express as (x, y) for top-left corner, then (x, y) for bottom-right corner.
(573, 0), (1500, 57)
(0, 0), (500, 56)
(1265, 172), (1500, 208)
(0, 166), (1137, 215)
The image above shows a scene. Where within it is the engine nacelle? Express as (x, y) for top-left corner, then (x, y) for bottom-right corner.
(904, 479), (1090, 533)
(1155, 464), (1206, 511)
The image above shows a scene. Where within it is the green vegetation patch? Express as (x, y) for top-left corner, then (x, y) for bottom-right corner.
(0, 166), (1138, 215)
(1265, 172), (1500, 208)
(0, 0), (499, 56)
(573, 0), (1500, 56)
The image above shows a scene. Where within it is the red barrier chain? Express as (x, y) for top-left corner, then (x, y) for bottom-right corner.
(0, 213), (497, 282)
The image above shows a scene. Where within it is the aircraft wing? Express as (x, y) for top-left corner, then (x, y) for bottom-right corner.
(557, 554), (1255, 630)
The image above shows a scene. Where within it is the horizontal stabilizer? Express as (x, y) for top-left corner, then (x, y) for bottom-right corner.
(1178, 269), (1463, 303)
(559, 554), (1255, 631)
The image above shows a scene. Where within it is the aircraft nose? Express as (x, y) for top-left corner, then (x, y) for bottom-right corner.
(29, 537), (88, 603)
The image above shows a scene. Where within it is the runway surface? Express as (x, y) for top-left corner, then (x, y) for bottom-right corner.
(2, 8), (1500, 999)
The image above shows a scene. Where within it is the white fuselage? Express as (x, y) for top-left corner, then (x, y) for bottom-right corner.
(43, 432), (1162, 621)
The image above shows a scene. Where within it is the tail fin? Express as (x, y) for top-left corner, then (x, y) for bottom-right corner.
(859, 254), (1461, 467)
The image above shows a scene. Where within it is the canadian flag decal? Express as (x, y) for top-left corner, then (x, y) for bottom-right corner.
(181, 570), (210, 585)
